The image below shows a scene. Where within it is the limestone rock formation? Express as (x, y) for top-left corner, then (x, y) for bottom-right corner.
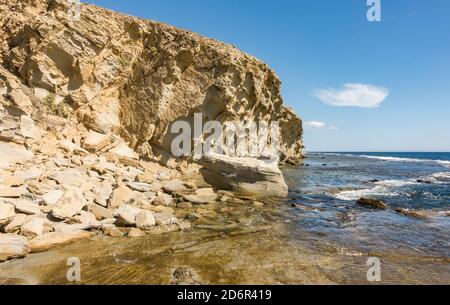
(0, 0), (303, 165)
(200, 153), (289, 197)
(0, 1), (305, 264)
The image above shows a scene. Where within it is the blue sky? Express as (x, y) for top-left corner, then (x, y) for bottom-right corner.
(84, 0), (450, 152)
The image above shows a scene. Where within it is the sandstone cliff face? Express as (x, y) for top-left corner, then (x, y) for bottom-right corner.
(0, 0), (303, 164)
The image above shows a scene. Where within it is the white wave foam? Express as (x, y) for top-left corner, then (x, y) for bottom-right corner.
(417, 172), (450, 184)
(357, 155), (450, 168)
(375, 179), (417, 187)
(437, 160), (450, 168)
(334, 185), (398, 201)
(333, 178), (418, 201)
(360, 155), (425, 162)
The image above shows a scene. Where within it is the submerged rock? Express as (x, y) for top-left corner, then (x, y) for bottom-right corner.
(395, 208), (440, 219)
(356, 198), (388, 210)
(128, 228), (145, 238)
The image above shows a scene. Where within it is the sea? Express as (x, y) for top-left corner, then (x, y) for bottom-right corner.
(284, 152), (450, 258)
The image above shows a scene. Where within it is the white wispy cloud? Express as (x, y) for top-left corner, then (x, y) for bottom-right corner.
(304, 121), (326, 129)
(314, 83), (389, 108)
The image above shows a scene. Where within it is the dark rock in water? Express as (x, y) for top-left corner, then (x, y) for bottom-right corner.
(395, 208), (434, 219)
(369, 179), (380, 183)
(417, 179), (432, 184)
(171, 266), (202, 285)
(356, 198), (388, 210)
(322, 163), (327, 166)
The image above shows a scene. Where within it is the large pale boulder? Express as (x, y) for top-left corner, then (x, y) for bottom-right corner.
(0, 142), (34, 170)
(17, 115), (41, 139)
(82, 130), (112, 152)
(109, 185), (135, 208)
(0, 187), (26, 198)
(49, 169), (88, 187)
(153, 192), (174, 207)
(113, 205), (143, 227)
(0, 234), (31, 262)
(199, 153), (289, 197)
(135, 211), (156, 230)
(51, 189), (87, 220)
(10, 199), (41, 215)
(29, 231), (92, 253)
(182, 188), (217, 204)
(20, 217), (50, 237)
(4, 214), (29, 234)
(41, 190), (64, 206)
(0, 202), (15, 225)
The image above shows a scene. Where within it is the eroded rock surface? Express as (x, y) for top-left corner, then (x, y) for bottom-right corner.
(0, 0), (304, 264)
(0, 0), (303, 165)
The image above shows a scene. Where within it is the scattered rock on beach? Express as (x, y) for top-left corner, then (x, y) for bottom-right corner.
(109, 185), (135, 208)
(20, 217), (48, 237)
(51, 189), (87, 220)
(128, 228), (145, 238)
(0, 202), (16, 225)
(182, 188), (217, 204)
(153, 192), (174, 207)
(113, 205), (142, 227)
(10, 199), (40, 215)
(41, 190), (64, 206)
(0, 234), (31, 262)
(29, 231), (92, 253)
(135, 211), (156, 230)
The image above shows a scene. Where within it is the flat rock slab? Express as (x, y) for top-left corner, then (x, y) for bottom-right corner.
(10, 199), (40, 215)
(0, 142), (34, 169)
(51, 189), (87, 220)
(0, 187), (26, 198)
(182, 188), (217, 204)
(0, 202), (15, 225)
(82, 130), (111, 152)
(29, 231), (91, 253)
(41, 190), (64, 205)
(49, 169), (88, 187)
(127, 182), (152, 192)
(0, 234), (31, 262)
(163, 180), (189, 194)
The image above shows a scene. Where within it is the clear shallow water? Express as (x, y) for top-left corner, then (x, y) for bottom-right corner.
(284, 152), (450, 258)
(1, 152), (449, 284)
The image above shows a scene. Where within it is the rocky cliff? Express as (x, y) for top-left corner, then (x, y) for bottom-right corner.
(0, 0), (303, 165)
